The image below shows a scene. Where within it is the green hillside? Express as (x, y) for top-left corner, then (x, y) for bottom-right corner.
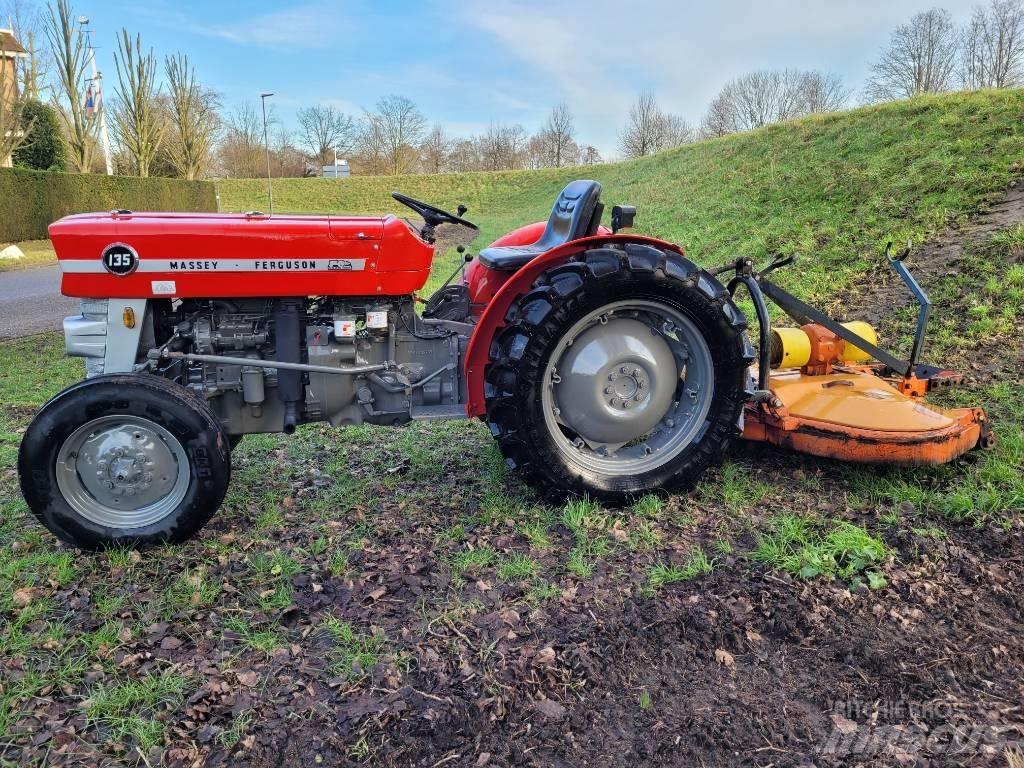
(218, 89), (1024, 304)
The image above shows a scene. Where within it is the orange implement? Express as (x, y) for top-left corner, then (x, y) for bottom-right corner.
(742, 371), (993, 465)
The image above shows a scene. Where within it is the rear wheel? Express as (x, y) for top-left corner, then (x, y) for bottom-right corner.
(485, 243), (753, 501)
(19, 375), (231, 549)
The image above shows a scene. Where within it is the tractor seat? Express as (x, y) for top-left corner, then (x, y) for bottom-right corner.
(477, 180), (604, 271)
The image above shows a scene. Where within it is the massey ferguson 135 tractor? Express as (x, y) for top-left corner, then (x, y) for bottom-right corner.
(18, 180), (993, 548)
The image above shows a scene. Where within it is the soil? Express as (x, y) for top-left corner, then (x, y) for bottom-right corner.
(5, 186), (1024, 768)
(851, 182), (1024, 324)
(845, 181), (1024, 383)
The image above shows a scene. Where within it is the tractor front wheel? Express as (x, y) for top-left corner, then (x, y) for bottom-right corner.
(485, 244), (753, 501)
(19, 374), (231, 549)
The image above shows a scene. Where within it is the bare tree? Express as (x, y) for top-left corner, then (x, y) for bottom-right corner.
(538, 102), (575, 167)
(419, 123), (452, 173)
(297, 104), (356, 170)
(478, 122), (527, 170)
(619, 91), (694, 157)
(217, 103), (266, 178)
(2, 0), (48, 99)
(797, 71), (851, 113)
(579, 145), (602, 165)
(865, 8), (959, 101)
(45, 0), (95, 171)
(111, 29), (165, 176)
(272, 124), (307, 177)
(365, 94), (426, 175)
(0, 44), (33, 165)
(700, 91), (735, 138)
(448, 137), (478, 173)
(700, 69), (849, 137)
(164, 53), (218, 180)
(619, 92), (662, 157)
(961, 0), (1024, 88)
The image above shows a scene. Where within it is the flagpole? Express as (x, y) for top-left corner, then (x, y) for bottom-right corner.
(79, 19), (113, 175)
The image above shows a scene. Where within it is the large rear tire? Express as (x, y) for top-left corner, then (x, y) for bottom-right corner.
(18, 375), (231, 550)
(485, 243), (753, 501)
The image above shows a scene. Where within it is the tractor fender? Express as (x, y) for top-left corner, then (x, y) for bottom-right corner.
(463, 234), (688, 417)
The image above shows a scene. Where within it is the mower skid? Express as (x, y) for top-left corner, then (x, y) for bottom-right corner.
(742, 372), (993, 466)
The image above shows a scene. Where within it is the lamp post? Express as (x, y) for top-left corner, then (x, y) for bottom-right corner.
(77, 17), (113, 175)
(260, 92), (274, 215)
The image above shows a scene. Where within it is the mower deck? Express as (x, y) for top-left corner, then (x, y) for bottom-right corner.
(742, 370), (992, 466)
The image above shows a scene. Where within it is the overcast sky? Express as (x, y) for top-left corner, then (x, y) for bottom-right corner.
(69, 0), (985, 157)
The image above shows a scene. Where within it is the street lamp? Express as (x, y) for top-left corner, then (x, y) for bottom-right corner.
(260, 92), (274, 215)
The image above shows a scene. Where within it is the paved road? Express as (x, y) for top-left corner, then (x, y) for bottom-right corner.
(0, 265), (79, 340)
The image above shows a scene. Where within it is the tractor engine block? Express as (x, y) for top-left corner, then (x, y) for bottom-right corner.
(147, 297), (468, 435)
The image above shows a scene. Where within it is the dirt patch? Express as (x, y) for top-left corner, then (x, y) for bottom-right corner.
(845, 181), (1024, 381)
(851, 182), (1024, 321)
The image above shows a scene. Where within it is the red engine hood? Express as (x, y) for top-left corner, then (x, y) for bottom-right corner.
(51, 211), (434, 299)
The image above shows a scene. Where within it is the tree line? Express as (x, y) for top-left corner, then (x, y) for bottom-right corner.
(1, 0), (1022, 180)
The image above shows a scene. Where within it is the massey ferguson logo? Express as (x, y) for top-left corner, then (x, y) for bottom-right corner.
(101, 243), (139, 276)
(328, 259), (354, 271)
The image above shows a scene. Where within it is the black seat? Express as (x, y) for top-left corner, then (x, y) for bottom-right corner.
(477, 180), (604, 271)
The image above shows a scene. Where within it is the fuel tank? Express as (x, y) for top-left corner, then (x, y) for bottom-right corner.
(50, 211), (435, 299)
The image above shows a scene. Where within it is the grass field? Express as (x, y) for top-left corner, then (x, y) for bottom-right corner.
(2, 91), (1024, 766)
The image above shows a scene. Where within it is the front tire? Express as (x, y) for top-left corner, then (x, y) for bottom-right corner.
(485, 243), (753, 501)
(19, 375), (231, 549)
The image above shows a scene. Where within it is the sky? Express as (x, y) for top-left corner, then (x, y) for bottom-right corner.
(54, 0), (984, 157)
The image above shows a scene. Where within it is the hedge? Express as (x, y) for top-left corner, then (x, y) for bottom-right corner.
(0, 167), (218, 242)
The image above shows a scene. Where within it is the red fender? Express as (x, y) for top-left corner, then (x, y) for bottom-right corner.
(463, 234), (688, 417)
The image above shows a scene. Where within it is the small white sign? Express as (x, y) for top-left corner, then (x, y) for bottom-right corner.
(151, 280), (177, 295)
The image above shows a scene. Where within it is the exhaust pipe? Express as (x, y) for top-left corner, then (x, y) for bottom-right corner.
(273, 299), (304, 434)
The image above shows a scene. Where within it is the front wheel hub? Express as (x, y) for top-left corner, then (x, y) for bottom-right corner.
(55, 415), (190, 528)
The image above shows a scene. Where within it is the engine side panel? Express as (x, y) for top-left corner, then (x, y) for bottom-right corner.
(52, 212), (434, 299)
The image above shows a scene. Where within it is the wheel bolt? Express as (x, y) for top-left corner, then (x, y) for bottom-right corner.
(632, 368), (641, 377)
(623, 401), (631, 408)
(634, 394), (642, 401)
(620, 366), (628, 374)
(637, 381), (645, 389)
(604, 386), (613, 394)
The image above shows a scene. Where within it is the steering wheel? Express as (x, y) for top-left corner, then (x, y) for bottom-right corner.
(392, 192), (478, 230)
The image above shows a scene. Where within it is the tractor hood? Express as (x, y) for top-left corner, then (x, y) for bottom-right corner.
(50, 211), (434, 299)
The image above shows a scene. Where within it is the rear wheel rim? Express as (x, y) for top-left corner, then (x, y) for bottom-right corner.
(541, 299), (715, 475)
(55, 415), (190, 529)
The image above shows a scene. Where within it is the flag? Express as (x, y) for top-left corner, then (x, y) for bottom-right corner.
(84, 83), (99, 118)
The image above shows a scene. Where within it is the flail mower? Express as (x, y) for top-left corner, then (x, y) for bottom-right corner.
(18, 180), (993, 549)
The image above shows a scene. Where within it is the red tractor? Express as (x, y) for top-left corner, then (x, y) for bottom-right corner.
(19, 181), (992, 548)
